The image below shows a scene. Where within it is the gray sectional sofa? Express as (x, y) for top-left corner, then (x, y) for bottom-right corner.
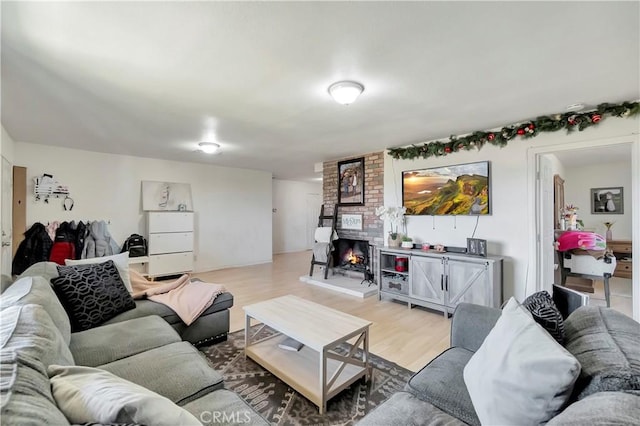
(1, 273), (268, 425)
(360, 302), (640, 425)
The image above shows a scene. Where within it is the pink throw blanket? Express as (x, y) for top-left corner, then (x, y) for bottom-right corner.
(129, 270), (226, 326)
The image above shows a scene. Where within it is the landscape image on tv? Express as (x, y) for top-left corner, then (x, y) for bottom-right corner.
(403, 161), (490, 215)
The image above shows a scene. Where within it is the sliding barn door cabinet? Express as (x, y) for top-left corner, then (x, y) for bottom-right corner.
(378, 247), (503, 317)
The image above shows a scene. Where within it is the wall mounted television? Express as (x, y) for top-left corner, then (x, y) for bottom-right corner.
(402, 161), (491, 215)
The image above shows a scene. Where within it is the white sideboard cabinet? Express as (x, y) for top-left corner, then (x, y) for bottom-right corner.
(377, 247), (503, 317)
(146, 211), (194, 278)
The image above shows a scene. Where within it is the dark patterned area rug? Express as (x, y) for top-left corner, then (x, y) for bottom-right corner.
(200, 327), (414, 425)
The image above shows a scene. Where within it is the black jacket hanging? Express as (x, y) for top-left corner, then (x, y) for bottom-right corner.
(11, 222), (53, 275)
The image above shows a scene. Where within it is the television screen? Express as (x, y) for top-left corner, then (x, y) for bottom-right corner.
(403, 161), (491, 215)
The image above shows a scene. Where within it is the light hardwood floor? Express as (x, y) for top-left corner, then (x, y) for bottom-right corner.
(193, 250), (451, 372)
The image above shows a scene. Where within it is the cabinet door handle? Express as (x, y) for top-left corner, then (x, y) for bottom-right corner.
(445, 275), (449, 291)
(440, 274), (444, 291)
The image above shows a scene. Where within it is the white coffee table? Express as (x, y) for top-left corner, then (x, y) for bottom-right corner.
(243, 295), (372, 414)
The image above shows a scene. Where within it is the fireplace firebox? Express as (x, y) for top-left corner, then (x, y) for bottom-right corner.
(332, 238), (370, 274)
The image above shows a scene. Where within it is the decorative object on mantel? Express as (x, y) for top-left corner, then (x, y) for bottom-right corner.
(375, 206), (406, 247)
(388, 101), (639, 160)
(604, 222), (615, 241)
(341, 213), (363, 230)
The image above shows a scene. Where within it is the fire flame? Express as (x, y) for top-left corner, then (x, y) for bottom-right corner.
(347, 249), (358, 264)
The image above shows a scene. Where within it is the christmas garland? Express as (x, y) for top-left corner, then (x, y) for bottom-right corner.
(388, 101), (639, 160)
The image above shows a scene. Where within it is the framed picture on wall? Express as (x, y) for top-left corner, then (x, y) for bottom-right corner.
(338, 157), (365, 206)
(590, 187), (623, 214)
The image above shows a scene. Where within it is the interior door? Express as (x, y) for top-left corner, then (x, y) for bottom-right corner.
(306, 193), (322, 249)
(445, 258), (489, 308)
(1, 157), (13, 278)
(410, 256), (445, 304)
(539, 155), (556, 292)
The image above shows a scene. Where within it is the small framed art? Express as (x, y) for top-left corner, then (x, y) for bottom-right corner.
(590, 187), (623, 214)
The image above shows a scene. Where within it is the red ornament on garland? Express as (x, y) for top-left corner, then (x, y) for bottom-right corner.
(591, 113), (601, 123)
(487, 133), (495, 141)
(444, 146), (452, 153)
(517, 128), (525, 135)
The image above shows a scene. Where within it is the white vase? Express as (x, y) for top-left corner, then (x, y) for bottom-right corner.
(401, 241), (413, 249)
(606, 229), (613, 241)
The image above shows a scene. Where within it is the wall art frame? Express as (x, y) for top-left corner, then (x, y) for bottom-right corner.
(338, 157), (365, 206)
(402, 161), (491, 215)
(590, 186), (623, 214)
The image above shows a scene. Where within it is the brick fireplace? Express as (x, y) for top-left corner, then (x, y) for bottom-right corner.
(322, 152), (384, 281)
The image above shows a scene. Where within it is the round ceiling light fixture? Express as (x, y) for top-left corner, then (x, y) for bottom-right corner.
(198, 142), (220, 154)
(566, 103), (585, 112)
(328, 81), (365, 105)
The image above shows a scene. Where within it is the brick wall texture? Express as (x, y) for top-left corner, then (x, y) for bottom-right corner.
(322, 152), (384, 246)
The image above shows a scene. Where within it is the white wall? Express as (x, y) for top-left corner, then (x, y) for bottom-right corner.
(1, 126), (16, 278)
(1, 126), (16, 163)
(564, 160), (632, 239)
(14, 142), (273, 272)
(384, 116), (640, 302)
(272, 179), (322, 254)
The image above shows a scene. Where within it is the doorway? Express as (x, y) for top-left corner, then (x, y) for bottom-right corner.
(529, 136), (639, 321)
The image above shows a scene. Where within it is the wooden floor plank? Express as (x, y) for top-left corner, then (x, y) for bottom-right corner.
(193, 250), (451, 372)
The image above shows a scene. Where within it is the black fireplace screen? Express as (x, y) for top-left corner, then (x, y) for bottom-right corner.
(333, 238), (370, 271)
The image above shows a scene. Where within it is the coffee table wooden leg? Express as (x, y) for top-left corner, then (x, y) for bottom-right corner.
(244, 314), (251, 359)
(364, 328), (370, 381)
(319, 349), (327, 414)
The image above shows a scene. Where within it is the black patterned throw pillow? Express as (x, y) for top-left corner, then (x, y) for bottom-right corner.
(51, 260), (135, 332)
(521, 290), (565, 344)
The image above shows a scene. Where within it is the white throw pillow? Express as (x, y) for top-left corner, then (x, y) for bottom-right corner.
(48, 365), (200, 426)
(463, 297), (581, 425)
(65, 252), (131, 292)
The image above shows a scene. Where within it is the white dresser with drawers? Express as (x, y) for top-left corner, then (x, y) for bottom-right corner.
(146, 211), (194, 278)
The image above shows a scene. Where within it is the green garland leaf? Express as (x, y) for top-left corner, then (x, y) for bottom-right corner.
(388, 101), (639, 160)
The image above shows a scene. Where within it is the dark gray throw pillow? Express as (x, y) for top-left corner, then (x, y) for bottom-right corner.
(51, 260), (135, 332)
(522, 290), (565, 344)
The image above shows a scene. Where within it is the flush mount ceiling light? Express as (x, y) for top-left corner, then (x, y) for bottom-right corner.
(328, 81), (364, 105)
(566, 103), (585, 112)
(198, 142), (220, 154)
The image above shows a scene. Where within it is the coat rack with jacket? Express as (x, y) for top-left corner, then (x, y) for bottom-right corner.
(12, 219), (119, 276)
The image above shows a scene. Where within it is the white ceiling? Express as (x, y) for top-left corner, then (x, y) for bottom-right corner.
(553, 143), (632, 168)
(2, 2), (639, 181)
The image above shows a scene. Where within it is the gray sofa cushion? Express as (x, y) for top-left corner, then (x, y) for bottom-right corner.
(16, 261), (60, 282)
(564, 306), (640, 399)
(359, 391), (466, 426)
(70, 315), (182, 367)
(0, 350), (71, 425)
(103, 292), (234, 326)
(1, 304), (74, 368)
(547, 391), (640, 425)
(99, 341), (223, 405)
(181, 389), (270, 425)
(1, 276), (71, 344)
(405, 347), (479, 426)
